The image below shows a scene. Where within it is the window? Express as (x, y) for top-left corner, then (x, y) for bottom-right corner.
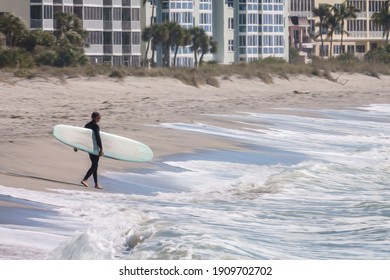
(228, 17), (234, 29)
(132, 32), (140, 45)
(228, 39), (234, 51)
(30, 6), (42, 20)
(113, 8), (121, 21)
(84, 7), (103, 20)
(356, 45), (366, 53)
(103, 32), (112, 44)
(227, 0), (234, 8)
(44, 5), (53, 19)
(122, 32), (131, 45)
(87, 31), (103, 44)
(132, 8), (140, 21)
(114, 32), (122, 45)
(239, 35), (246, 46)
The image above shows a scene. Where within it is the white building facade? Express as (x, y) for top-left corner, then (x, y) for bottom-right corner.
(234, 0), (289, 62)
(0, 0), (142, 66)
(154, 0), (213, 67)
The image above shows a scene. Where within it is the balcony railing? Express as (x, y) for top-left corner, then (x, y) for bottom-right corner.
(122, 46), (131, 54)
(368, 31), (384, 38)
(104, 45), (113, 54)
(348, 31), (367, 38)
(30, 19), (42, 29)
(104, 21), (113, 29)
(122, 21), (131, 30)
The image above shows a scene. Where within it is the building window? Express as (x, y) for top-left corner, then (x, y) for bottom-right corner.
(132, 8), (140, 21)
(356, 45), (366, 53)
(113, 8), (121, 21)
(227, 0), (234, 8)
(44, 5), (53, 19)
(132, 32), (140, 45)
(84, 7), (103, 20)
(31, 6), (42, 20)
(114, 32), (122, 45)
(87, 31), (103, 44)
(228, 39), (234, 51)
(228, 17), (233, 30)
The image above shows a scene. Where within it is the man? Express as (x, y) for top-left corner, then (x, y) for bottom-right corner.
(81, 112), (104, 189)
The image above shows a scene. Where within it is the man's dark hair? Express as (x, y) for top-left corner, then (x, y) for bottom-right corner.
(91, 112), (100, 119)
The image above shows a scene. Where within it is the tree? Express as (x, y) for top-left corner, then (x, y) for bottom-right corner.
(142, 0), (162, 67)
(190, 27), (207, 68)
(150, 23), (168, 67)
(141, 26), (153, 66)
(53, 13), (88, 67)
(372, 2), (390, 45)
(0, 13), (27, 47)
(17, 29), (56, 52)
(174, 28), (192, 66)
(325, 6), (340, 58)
(313, 4), (331, 57)
(199, 36), (217, 66)
(162, 21), (182, 67)
(54, 12), (87, 46)
(337, 1), (359, 53)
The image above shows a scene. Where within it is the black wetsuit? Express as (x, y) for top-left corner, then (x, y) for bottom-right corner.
(83, 120), (102, 184)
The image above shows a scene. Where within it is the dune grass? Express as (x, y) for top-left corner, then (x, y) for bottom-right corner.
(1, 58), (390, 87)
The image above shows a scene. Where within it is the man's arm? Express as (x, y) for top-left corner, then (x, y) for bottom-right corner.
(93, 125), (103, 155)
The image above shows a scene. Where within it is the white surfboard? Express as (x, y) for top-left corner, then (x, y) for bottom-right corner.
(53, 125), (153, 162)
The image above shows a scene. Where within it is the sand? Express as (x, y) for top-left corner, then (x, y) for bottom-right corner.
(0, 73), (389, 204)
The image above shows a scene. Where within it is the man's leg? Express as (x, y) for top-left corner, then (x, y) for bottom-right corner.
(91, 155), (103, 189)
(81, 154), (96, 187)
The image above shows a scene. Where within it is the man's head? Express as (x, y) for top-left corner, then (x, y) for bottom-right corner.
(91, 112), (101, 123)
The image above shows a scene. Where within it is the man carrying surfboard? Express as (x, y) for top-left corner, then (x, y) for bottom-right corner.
(81, 112), (104, 189)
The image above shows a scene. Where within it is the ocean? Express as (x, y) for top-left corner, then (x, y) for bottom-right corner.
(0, 104), (389, 259)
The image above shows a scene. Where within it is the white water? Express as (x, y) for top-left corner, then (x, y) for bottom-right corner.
(0, 104), (389, 259)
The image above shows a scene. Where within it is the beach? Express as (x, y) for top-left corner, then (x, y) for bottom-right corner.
(0, 73), (389, 259)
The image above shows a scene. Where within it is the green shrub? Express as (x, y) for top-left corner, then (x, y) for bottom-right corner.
(0, 48), (35, 68)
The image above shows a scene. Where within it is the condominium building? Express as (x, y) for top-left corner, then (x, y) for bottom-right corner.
(0, 0), (143, 66)
(143, 0), (213, 67)
(143, 0), (290, 66)
(289, 0), (388, 59)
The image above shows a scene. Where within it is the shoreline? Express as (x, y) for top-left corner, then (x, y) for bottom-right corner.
(0, 74), (389, 203)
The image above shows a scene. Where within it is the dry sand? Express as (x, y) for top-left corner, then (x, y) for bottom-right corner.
(0, 73), (389, 204)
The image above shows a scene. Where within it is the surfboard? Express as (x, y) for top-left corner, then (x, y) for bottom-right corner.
(52, 125), (153, 162)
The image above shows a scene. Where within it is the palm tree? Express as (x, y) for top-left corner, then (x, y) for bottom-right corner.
(174, 28), (191, 66)
(199, 36), (218, 66)
(190, 27), (207, 68)
(0, 13), (26, 47)
(162, 21), (183, 67)
(372, 1), (390, 45)
(326, 6), (340, 57)
(150, 23), (168, 67)
(337, 1), (359, 53)
(313, 4), (331, 57)
(54, 12), (87, 46)
(142, 0), (162, 66)
(141, 26), (153, 66)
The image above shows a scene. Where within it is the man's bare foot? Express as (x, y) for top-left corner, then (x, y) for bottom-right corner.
(95, 184), (103, 190)
(81, 180), (89, 188)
